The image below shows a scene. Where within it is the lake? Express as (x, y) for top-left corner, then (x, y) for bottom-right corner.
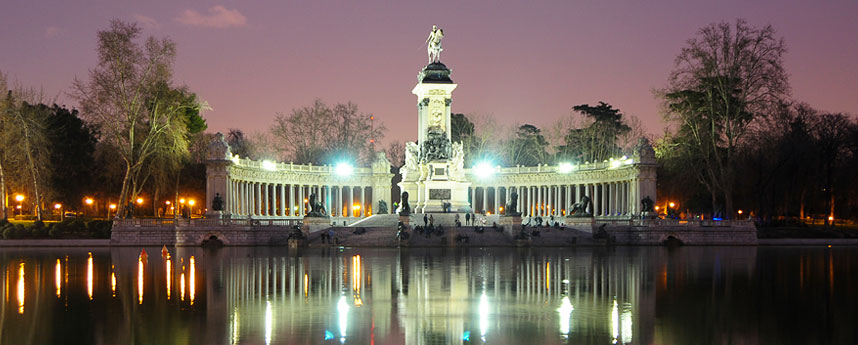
(1, 246), (855, 344)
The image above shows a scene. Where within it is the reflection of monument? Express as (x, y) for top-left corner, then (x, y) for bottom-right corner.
(399, 26), (472, 213)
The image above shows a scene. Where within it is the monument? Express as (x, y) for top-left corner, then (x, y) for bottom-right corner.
(399, 26), (472, 213)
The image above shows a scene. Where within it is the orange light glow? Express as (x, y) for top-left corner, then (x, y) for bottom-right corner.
(17, 263), (25, 314)
(87, 252), (94, 300)
(189, 256), (196, 306)
(55, 259), (62, 298)
(166, 257), (172, 300)
(138, 257), (144, 304)
(111, 266), (116, 298)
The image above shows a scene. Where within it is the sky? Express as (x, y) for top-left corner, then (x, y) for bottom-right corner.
(2, 0), (857, 146)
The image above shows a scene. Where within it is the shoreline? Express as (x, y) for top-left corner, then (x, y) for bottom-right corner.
(1, 238), (857, 247)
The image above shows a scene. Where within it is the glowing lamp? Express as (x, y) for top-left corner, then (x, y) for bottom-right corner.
(14, 194), (24, 202)
(261, 160), (277, 171)
(335, 162), (354, 177)
(136, 197), (144, 204)
(669, 202), (675, 208)
(188, 200), (195, 206)
(85, 198), (94, 205)
(558, 162), (574, 174)
(109, 204), (117, 210)
(54, 203), (62, 209)
(474, 162), (496, 178)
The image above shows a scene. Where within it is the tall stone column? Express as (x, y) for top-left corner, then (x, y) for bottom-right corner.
(265, 183), (271, 216)
(279, 184), (286, 217)
(298, 185), (305, 216)
(494, 187), (500, 214)
(336, 186), (342, 217)
(589, 184), (596, 216)
(536, 185), (542, 216)
(357, 187), (364, 217)
(482, 187), (488, 214)
(567, 185), (573, 215)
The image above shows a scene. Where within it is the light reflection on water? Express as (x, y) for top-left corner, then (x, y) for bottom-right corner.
(0, 246), (857, 344)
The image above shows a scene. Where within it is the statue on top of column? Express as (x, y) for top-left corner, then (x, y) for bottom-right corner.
(426, 25), (445, 63)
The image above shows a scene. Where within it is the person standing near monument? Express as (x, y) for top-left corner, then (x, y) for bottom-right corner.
(466, 212), (471, 226)
(424, 214), (428, 226)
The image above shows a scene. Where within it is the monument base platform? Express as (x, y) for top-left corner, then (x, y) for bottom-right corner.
(565, 217), (596, 233)
(302, 216), (332, 236)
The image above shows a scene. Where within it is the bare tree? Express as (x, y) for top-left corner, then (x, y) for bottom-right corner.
(73, 20), (201, 218)
(270, 99), (384, 165)
(384, 141), (405, 168)
(0, 72), (54, 220)
(662, 19), (789, 217)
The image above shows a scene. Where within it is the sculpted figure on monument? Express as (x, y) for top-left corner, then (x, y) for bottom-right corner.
(306, 192), (327, 217)
(404, 142), (419, 171)
(207, 132), (232, 161)
(399, 191), (411, 216)
(426, 25), (444, 63)
(641, 196), (655, 213)
(450, 142), (465, 179)
(421, 128), (451, 162)
(212, 193), (224, 211)
(505, 190), (521, 216)
(570, 195), (593, 217)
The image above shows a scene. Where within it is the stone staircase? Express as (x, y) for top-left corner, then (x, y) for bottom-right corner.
(306, 226), (401, 247)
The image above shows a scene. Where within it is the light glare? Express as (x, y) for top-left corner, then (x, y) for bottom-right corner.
(335, 163), (354, 177)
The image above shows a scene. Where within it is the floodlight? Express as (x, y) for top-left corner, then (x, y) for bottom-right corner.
(558, 162), (575, 174)
(335, 162), (354, 177)
(473, 162), (496, 178)
(261, 160), (277, 171)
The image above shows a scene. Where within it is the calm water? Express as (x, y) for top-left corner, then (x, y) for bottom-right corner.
(1, 246), (856, 345)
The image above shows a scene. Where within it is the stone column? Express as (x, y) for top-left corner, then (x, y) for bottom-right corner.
(567, 185), (573, 215)
(298, 185), (305, 216)
(481, 187), (487, 214)
(357, 187), (364, 217)
(337, 186), (343, 217)
(265, 183), (271, 216)
(278, 184), (285, 217)
(602, 183), (608, 216)
(494, 187), (500, 215)
(588, 184), (595, 216)
(536, 185), (542, 216)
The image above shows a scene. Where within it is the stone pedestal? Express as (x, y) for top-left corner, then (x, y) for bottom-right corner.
(565, 216), (596, 233)
(498, 215), (523, 239)
(302, 216), (332, 237)
(399, 215), (411, 227)
(205, 210), (224, 219)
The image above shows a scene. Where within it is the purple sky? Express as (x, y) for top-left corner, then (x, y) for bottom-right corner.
(2, 0), (857, 145)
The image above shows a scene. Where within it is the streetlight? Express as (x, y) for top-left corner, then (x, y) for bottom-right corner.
(668, 202), (676, 208)
(109, 204), (117, 219)
(188, 199), (195, 218)
(55, 203), (62, 221)
(85, 198), (94, 217)
(14, 194), (24, 216)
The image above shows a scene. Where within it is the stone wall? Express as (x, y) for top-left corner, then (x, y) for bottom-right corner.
(606, 220), (758, 245)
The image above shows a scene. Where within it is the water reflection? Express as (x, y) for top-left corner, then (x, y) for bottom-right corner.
(0, 246), (857, 344)
(17, 262), (24, 314)
(55, 258), (61, 298)
(87, 252), (93, 300)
